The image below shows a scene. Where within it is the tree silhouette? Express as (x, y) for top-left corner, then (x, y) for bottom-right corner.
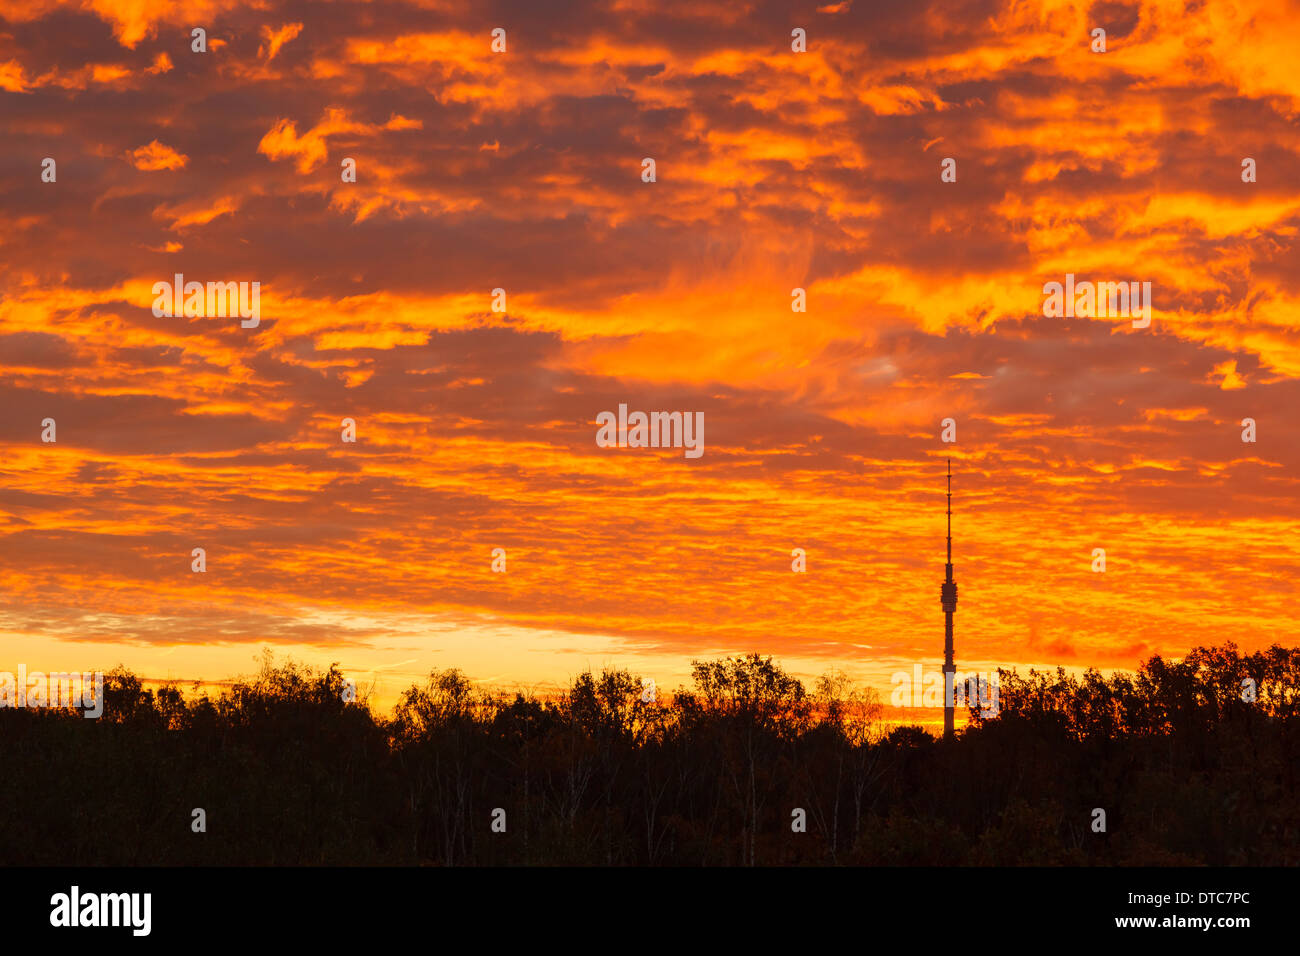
(1, 643), (1296, 865)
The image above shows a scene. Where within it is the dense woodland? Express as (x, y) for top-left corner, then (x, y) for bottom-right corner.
(1, 642), (1297, 865)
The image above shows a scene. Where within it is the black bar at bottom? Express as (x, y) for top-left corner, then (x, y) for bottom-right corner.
(1, 865), (1289, 942)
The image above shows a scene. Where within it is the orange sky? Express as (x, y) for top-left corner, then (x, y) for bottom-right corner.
(1, 0), (1297, 719)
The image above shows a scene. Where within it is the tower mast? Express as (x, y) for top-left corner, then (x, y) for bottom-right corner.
(941, 458), (958, 739)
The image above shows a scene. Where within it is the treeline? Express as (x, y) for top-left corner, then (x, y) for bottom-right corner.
(1, 643), (1297, 865)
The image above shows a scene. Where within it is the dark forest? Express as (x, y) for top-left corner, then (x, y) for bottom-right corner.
(2, 643), (1296, 866)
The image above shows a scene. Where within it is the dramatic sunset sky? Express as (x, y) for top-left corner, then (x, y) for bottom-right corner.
(1, 0), (1297, 719)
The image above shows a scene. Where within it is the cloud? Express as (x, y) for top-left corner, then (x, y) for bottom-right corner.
(257, 108), (422, 174)
(0, 0), (1296, 697)
(258, 22), (302, 62)
(128, 139), (188, 171)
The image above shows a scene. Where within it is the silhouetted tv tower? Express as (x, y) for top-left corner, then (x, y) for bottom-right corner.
(941, 458), (958, 739)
